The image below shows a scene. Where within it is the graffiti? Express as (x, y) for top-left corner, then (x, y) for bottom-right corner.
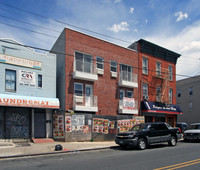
(7, 113), (26, 125)
(11, 126), (29, 138)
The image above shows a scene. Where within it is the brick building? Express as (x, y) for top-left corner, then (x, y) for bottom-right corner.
(51, 28), (141, 141)
(129, 39), (182, 127)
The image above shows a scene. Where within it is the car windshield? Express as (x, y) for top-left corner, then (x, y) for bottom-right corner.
(189, 124), (200, 129)
(130, 124), (148, 131)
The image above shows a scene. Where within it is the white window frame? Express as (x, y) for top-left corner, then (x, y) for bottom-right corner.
(126, 90), (133, 98)
(5, 69), (16, 92)
(75, 51), (92, 73)
(120, 64), (132, 81)
(143, 84), (148, 98)
(169, 88), (173, 103)
(156, 86), (161, 101)
(168, 65), (173, 81)
(74, 83), (83, 96)
(156, 62), (161, 76)
(110, 60), (117, 72)
(142, 57), (148, 75)
(96, 56), (104, 70)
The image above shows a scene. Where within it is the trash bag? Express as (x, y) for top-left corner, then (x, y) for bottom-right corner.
(55, 144), (63, 151)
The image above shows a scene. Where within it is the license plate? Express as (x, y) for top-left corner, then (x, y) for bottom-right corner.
(119, 141), (123, 144)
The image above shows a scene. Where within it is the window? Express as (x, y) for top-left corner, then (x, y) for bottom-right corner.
(156, 86), (161, 101)
(74, 83), (83, 96)
(75, 51), (92, 73)
(168, 65), (173, 81)
(5, 69), (16, 91)
(169, 88), (173, 103)
(120, 64), (132, 81)
(189, 102), (193, 109)
(127, 91), (133, 98)
(119, 89), (125, 100)
(156, 62), (161, 76)
(189, 87), (193, 95)
(96, 56), (104, 69)
(177, 89), (181, 97)
(143, 84), (148, 99)
(38, 74), (42, 88)
(110, 60), (117, 72)
(142, 57), (148, 74)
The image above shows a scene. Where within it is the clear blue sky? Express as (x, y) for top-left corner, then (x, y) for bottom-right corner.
(0, 0), (200, 79)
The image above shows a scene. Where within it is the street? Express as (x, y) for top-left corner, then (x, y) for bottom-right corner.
(0, 141), (200, 170)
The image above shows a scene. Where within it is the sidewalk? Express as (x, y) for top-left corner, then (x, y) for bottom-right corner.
(0, 141), (118, 159)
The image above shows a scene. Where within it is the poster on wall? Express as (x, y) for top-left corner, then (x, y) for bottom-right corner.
(93, 118), (110, 134)
(71, 115), (85, 132)
(19, 70), (35, 87)
(53, 114), (64, 139)
(109, 121), (115, 129)
(65, 116), (71, 132)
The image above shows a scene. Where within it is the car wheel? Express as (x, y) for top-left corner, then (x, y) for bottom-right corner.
(137, 138), (147, 150)
(168, 136), (177, 146)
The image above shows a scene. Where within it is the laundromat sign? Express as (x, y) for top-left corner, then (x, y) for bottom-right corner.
(0, 95), (60, 109)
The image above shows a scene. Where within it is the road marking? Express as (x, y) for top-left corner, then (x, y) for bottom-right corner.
(154, 158), (200, 170)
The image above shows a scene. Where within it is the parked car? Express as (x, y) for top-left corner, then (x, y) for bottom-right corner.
(115, 122), (181, 150)
(176, 122), (188, 133)
(183, 123), (200, 142)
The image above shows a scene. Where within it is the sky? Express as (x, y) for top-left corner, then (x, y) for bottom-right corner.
(0, 0), (200, 80)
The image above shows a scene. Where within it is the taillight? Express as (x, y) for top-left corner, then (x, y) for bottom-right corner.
(178, 128), (182, 133)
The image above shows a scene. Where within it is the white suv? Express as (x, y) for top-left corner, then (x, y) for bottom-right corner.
(183, 123), (200, 142)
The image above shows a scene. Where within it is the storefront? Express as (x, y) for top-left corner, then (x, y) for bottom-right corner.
(0, 94), (59, 139)
(141, 101), (183, 127)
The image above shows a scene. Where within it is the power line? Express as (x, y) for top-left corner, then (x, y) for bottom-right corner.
(0, 39), (198, 79)
(0, 1), (132, 44)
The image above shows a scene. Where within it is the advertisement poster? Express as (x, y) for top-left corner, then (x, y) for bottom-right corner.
(65, 116), (71, 132)
(53, 114), (64, 138)
(93, 118), (110, 134)
(83, 125), (89, 133)
(19, 70), (35, 87)
(109, 121), (115, 129)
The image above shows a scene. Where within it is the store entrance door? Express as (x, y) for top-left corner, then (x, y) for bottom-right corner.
(34, 110), (46, 138)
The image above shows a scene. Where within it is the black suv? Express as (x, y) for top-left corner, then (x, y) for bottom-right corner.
(115, 122), (181, 150)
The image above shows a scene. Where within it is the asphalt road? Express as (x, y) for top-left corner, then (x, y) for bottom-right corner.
(1, 141), (200, 170)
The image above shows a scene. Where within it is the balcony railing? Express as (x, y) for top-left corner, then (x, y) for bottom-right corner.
(118, 97), (138, 114)
(73, 94), (98, 112)
(73, 60), (98, 81)
(118, 71), (138, 88)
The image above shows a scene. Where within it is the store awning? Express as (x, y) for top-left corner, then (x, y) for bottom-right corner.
(141, 101), (183, 115)
(0, 94), (60, 109)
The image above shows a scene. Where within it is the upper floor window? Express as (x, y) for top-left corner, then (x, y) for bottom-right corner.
(120, 64), (132, 81)
(96, 56), (104, 70)
(189, 87), (193, 95)
(38, 74), (42, 88)
(75, 51), (92, 73)
(110, 60), (117, 72)
(169, 88), (173, 103)
(74, 83), (83, 96)
(156, 86), (161, 101)
(168, 65), (173, 81)
(156, 62), (161, 76)
(143, 84), (148, 100)
(5, 69), (16, 92)
(189, 102), (193, 109)
(142, 57), (148, 75)
(177, 89), (181, 97)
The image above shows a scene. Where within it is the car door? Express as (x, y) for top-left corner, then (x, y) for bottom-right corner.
(148, 124), (160, 144)
(157, 124), (169, 142)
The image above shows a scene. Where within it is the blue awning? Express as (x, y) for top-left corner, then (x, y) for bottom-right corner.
(141, 101), (183, 115)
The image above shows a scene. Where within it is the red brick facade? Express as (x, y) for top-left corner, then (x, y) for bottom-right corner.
(64, 28), (139, 116)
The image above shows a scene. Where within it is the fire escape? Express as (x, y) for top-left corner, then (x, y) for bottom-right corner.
(151, 68), (170, 104)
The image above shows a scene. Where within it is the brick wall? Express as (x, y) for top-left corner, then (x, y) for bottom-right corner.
(64, 28), (139, 116)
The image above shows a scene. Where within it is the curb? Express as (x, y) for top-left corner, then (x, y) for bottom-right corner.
(0, 146), (118, 159)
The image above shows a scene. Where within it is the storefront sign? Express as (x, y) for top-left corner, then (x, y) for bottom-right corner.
(0, 54), (42, 70)
(19, 70), (35, 86)
(123, 97), (135, 110)
(0, 94), (59, 109)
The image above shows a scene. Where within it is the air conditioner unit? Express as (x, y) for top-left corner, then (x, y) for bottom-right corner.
(143, 96), (149, 101)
